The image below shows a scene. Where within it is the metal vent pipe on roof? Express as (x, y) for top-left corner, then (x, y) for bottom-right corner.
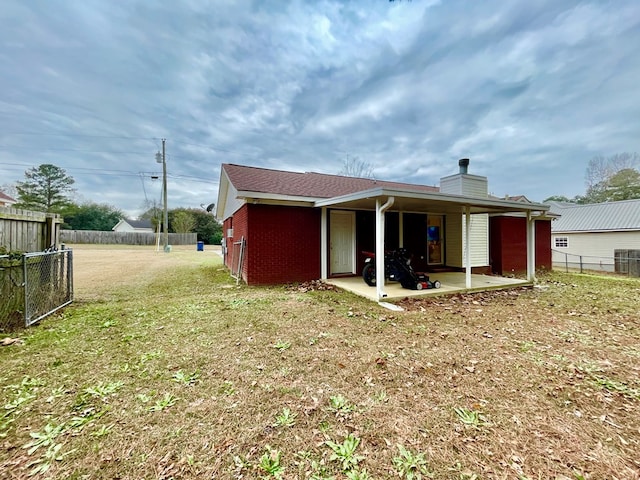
(459, 158), (469, 174)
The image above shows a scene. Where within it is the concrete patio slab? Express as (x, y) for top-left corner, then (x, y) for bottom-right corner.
(326, 272), (531, 302)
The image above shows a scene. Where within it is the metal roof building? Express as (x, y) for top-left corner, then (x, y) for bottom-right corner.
(548, 199), (640, 233)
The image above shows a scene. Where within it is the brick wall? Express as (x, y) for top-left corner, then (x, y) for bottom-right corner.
(535, 220), (552, 271)
(244, 204), (321, 285)
(489, 216), (552, 274)
(224, 204), (249, 279)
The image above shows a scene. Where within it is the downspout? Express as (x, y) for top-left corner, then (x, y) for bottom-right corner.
(376, 196), (395, 301)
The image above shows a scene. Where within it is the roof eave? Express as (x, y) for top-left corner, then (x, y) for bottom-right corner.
(315, 187), (550, 214)
(553, 228), (640, 234)
(236, 190), (321, 204)
(215, 168), (231, 221)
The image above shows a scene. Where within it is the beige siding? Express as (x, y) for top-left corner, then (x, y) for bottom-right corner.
(440, 176), (462, 194)
(445, 214), (462, 266)
(222, 182), (245, 220)
(445, 213), (489, 267)
(464, 214), (489, 266)
(439, 174), (488, 197)
(552, 231), (640, 270)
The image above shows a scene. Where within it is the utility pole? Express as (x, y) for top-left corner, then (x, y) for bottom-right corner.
(156, 138), (169, 252)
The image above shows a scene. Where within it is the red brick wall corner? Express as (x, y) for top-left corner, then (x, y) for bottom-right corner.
(244, 204), (321, 285)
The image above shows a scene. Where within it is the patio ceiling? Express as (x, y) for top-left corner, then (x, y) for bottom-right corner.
(315, 187), (550, 215)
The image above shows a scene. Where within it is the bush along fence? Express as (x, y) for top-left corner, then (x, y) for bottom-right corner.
(60, 230), (197, 245)
(0, 247), (73, 331)
(552, 249), (640, 277)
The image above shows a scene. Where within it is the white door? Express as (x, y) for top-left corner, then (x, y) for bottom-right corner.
(330, 211), (355, 274)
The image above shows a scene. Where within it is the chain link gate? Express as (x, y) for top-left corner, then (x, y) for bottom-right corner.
(1, 249), (74, 329)
(23, 249), (74, 327)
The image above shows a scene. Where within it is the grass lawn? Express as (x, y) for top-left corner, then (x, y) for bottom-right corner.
(1, 250), (639, 479)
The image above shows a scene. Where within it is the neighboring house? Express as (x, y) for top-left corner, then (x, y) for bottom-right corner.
(0, 191), (17, 207)
(548, 199), (640, 272)
(216, 160), (553, 297)
(112, 218), (154, 233)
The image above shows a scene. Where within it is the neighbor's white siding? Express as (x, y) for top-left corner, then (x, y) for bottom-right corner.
(552, 231), (640, 271)
(113, 222), (135, 232)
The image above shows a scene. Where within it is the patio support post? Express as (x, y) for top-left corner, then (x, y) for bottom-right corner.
(465, 206), (471, 288)
(376, 196), (395, 301)
(320, 207), (327, 280)
(398, 212), (404, 248)
(526, 211), (536, 282)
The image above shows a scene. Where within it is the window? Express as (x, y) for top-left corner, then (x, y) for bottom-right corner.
(555, 237), (568, 248)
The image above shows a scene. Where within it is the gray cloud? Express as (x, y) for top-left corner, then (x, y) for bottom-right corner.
(1, 0), (639, 216)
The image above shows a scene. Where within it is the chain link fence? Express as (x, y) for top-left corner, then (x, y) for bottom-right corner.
(552, 249), (640, 277)
(0, 248), (73, 331)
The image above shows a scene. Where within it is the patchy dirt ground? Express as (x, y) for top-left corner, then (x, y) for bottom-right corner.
(69, 244), (222, 301)
(1, 253), (638, 478)
(396, 286), (533, 311)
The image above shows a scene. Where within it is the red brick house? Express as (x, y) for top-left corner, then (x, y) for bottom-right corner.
(216, 161), (553, 299)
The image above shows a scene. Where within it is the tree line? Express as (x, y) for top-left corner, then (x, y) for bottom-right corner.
(1, 164), (222, 244)
(544, 152), (640, 204)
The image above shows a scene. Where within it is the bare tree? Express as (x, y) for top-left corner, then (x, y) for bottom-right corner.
(585, 152), (640, 190)
(582, 152), (640, 203)
(338, 155), (374, 178)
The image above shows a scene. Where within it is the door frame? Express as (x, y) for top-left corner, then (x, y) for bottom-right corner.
(427, 214), (445, 266)
(329, 210), (356, 276)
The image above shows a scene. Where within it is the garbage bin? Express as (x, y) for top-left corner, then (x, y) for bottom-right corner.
(197, 241), (204, 252)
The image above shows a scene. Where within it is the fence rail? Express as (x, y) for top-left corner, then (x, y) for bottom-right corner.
(60, 230), (197, 245)
(0, 206), (62, 252)
(0, 248), (73, 330)
(552, 249), (640, 277)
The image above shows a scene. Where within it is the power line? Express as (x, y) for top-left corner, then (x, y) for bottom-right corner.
(0, 134), (258, 159)
(0, 162), (217, 183)
(0, 131), (159, 140)
(0, 162), (141, 175)
(0, 145), (155, 155)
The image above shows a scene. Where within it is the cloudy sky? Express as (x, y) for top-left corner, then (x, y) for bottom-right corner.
(1, 0), (639, 217)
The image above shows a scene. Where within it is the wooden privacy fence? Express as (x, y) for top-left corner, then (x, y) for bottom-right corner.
(60, 230), (197, 245)
(0, 207), (62, 253)
(614, 249), (640, 277)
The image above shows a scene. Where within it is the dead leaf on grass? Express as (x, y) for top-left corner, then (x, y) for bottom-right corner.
(1, 337), (23, 346)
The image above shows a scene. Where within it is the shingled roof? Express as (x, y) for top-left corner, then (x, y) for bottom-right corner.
(0, 191), (17, 203)
(222, 164), (439, 199)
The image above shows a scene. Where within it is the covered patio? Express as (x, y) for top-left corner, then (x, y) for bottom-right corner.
(317, 185), (549, 304)
(326, 272), (531, 303)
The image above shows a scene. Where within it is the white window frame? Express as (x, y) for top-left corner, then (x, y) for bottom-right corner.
(555, 236), (568, 248)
